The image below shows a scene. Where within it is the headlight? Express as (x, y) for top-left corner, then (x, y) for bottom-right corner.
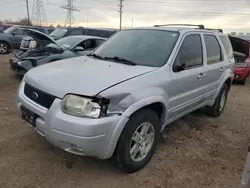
(235, 63), (248, 67)
(61, 95), (102, 118)
(29, 40), (37, 49)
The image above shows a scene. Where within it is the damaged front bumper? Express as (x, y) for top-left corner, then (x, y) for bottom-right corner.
(9, 58), (28, 76)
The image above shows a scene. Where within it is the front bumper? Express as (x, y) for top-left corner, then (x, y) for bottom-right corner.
(234, 67), (249, 80)
(17, 82), (129, 159)
(9, 58), (27, 76)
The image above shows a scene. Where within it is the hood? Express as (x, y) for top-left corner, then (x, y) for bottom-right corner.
(22, 28), (62, 48)
(25, 56), (158, 98)
(229, 36), (249, 62)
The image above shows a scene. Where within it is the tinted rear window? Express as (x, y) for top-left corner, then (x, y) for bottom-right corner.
(220, 35), (233, 59)
(98, 30), (115, 38)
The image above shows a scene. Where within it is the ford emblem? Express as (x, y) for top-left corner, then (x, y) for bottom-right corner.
(31, 92), (39, 100)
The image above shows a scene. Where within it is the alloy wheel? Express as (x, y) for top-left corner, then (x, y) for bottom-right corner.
(129, 122), (155, 162)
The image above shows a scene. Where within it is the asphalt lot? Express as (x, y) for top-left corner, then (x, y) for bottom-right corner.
(0, 54), (250, 188)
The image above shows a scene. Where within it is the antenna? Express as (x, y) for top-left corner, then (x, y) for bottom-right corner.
(60, 0), (80, 27)
(31, 0), (47, 26)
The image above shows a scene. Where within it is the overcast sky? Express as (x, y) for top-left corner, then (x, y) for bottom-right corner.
(1, 0), (250, 32)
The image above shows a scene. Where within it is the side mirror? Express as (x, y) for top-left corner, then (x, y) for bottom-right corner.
(74, 46), (85, 52)
(174, 62), (186, 72)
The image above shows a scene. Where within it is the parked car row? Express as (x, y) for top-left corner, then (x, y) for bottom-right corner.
(10, 29), (106, 75)
(0, 25), (116, 54)
(20, 27), (116, 51)
(0, 25), (54, 54)
(15, 24), (236, 173)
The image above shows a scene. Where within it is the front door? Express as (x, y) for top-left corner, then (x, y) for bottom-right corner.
(167, 33), (208, 121)
(11, 29), (28, 49)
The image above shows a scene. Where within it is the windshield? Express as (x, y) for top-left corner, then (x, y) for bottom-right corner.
(49, 28), (68, 39)
(4, 26), (16, 34)
(57, 36), (81, 49)
(93, 29), (179, 67)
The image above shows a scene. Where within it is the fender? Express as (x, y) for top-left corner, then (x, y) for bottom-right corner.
(104, 96), (168, 158)
(215, 73), (234, 99)
(122, 96), (168, 118)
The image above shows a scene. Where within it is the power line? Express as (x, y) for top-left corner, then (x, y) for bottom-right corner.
(60, 0), (80, 27)
(118, 0), (124, 30)
(31, 0), (47, 26)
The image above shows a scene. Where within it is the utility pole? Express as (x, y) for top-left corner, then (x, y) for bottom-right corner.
(131, 17), (134, 28)
(24, 0), (30, 25)
(60, 0), (80, 27)
(118, 0), (124, 30)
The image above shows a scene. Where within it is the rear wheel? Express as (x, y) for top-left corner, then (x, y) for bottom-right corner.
(114, 109), (160, 173)
(0, 42), (9, 54)
(240, 78), (247, 85)
(207, 84), (228, 117)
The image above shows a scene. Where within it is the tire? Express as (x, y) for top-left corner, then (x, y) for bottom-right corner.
(114, 109), (160, 173)
(207, 84), (228, 117)
(0, 41), (9, 54)
(240, 78), (247, 85)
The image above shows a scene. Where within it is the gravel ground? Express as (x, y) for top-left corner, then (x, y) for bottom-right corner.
(0, 54), (250, 188)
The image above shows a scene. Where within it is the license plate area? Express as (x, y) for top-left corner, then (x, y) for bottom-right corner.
(20, 106), (37, 127)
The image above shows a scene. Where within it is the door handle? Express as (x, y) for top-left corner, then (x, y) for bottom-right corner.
(219, 67), (225, 72)
(197, 73), (206, 79)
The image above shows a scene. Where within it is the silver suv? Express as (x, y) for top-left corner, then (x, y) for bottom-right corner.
(16, 25), (235, 173)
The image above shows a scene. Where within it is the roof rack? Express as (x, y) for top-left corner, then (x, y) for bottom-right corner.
(204, 28), (223, 33)
(154, 24), (205, 29)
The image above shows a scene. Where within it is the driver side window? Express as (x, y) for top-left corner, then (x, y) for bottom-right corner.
(173, 34), (203, 72)
(13, 29), (27, 35)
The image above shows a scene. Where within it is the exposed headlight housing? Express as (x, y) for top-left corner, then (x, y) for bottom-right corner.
(61, 94), (109, 118)
(29, 40), (37, 49)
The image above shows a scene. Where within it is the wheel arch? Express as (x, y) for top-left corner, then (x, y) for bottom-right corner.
(215, 75), (233, 98)
(105, 97), (167, 159)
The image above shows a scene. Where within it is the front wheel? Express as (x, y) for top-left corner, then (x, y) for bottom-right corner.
(207, 84), (228, 117)
(114, 109), (160, 173)
(0, 42), (9, 54)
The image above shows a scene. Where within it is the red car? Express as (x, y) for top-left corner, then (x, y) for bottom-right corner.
(229, 36), (250, 85)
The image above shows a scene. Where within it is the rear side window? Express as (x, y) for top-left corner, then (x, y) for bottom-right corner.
(204, 35), (223, 64)
(219, 35), (233, 59)
(68, 29), (83, 35)
(98, 30), (114, 38)
(86, 29), (99, 37)
(174, 34), (203, 70)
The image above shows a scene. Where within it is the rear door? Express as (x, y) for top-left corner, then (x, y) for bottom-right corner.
(167, 33), (208, 120)
(202, 34), (231, 101)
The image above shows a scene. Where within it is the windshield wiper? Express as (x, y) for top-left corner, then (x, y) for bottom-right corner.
(104, 56), (137, 66)
(88, 53), (105, 60)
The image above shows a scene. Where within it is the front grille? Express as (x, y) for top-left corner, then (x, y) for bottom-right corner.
(24, 83), (56, 109)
